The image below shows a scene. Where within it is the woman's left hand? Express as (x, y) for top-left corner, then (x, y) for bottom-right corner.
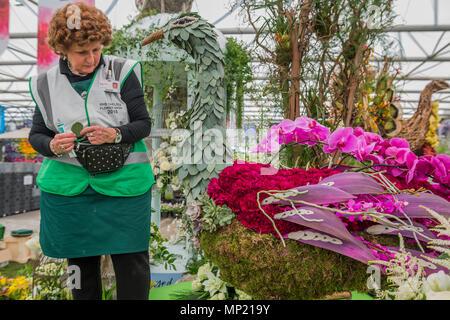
(80, 126), (116, 145)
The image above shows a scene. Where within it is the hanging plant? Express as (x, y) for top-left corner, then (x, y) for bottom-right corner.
(223, 38), (253, 129)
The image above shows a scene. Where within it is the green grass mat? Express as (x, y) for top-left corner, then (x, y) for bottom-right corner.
(148, 281), (374, 300)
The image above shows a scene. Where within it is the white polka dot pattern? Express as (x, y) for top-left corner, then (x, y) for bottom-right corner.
(74, 142), (132, 174)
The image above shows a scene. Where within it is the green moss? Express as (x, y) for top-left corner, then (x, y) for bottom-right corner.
(200, 220), (411, 300)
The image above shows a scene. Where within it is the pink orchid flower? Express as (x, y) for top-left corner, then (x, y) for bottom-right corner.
(382, 146), (410, 177)
(431, 154), (450, 185)
(381, 138), (410, 172)
(251, 126), (282, 153)
(366, 153), (384, 165)
(406, 156), (434, 183)
(353, 135), (376, 162)
(323, 127), (358, 154)
(390, 137), (410, 149)
(406, 151), (418, 168)
(294, 116), (313, 130)
(294, 116), (330, 145)
(279, 119), (306, 145)
(279, 119), (296, 134)
(376, 138), (393, 155)
(384, 147), (410, 165)
(354, 127), (365, 137)
(354, 128), (383, 152)
(309, 125), (330, 145)
(262, 134), (282, 153)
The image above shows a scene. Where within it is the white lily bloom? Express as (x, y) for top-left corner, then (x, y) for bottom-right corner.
(191, 278), (203, 292)
(197, 263), (214, 280)
(209, 292), (226, 300)
(426, 290), (450, 300)
(395, 277), (423, 300)
(203, 277), (226, 296)
(424, 271), (450, 293)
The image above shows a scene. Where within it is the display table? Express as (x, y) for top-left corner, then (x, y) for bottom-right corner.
(148, 281), (374, 300)
(0, 162), (41, 217)
(149, 280), (192, 300)
(0, 234), (33, 264)
(350, 291), (374, 300)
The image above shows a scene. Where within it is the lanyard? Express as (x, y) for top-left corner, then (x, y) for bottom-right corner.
(100, 60), (120, 93)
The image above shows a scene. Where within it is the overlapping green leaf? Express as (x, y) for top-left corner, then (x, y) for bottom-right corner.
(163, 14), (232, 201)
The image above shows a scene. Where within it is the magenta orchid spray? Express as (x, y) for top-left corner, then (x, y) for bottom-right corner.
(242, 116), (450, 275)
(253, 116), (450, 198)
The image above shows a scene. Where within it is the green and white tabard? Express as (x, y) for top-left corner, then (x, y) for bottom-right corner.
(29, 55), (155, 197)
(29, 55), (155, 258)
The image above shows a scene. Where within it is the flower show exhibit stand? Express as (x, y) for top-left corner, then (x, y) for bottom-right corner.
(0, 234), (33, 264)
(150, 242), (190, 287)
(148, 280), (374, 300)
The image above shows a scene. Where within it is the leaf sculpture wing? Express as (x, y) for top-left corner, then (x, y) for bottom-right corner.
(365, 221), (437, 243)
(261, 184), (356, 206)
(284, 229), (375, 264)
(319, 172), (384, 195)
(159, 15), (232, 203)
(275, 206), (376, 264)
(395, 193), (450, 218)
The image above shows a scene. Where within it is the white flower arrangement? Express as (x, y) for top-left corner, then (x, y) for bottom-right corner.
(149, 222), (179, 271)
(151, 110), (188, 198)
(191, 262), (252, 300)
(371, 206), (450, 300)
(424, 271), (450, 292)
(160, 160), (172, 172)
(203, 276), (227, 297)
(25, 234), (41, 260)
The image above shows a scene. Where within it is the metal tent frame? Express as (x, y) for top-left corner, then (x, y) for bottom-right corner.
(1, 0), (450, 128)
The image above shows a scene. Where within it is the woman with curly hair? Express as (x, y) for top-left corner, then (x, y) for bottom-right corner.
(28, 2), (155, 300)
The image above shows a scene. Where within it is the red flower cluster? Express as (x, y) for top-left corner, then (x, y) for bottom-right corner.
(207, 161), (341, 236)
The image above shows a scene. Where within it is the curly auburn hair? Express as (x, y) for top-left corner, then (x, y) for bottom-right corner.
(47, 2), (113, 56)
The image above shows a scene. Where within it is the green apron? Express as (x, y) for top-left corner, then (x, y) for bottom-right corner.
(39, 187), (151, 258)
(38, 76), (152, 258)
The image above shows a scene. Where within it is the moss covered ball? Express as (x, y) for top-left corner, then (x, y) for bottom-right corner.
(199, 220), (399, 300)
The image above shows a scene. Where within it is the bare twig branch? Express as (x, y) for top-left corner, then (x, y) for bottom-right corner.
(242, 0), (277, 62)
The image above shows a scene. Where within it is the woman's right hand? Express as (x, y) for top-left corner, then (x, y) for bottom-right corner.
(49, 132), (77, 155)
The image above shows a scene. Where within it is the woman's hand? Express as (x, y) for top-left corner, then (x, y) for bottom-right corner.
(80, 126), (117, 145)
(49, 132), (77, 155)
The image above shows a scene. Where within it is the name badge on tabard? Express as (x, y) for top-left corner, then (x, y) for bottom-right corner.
(100, 79), (121, 93)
